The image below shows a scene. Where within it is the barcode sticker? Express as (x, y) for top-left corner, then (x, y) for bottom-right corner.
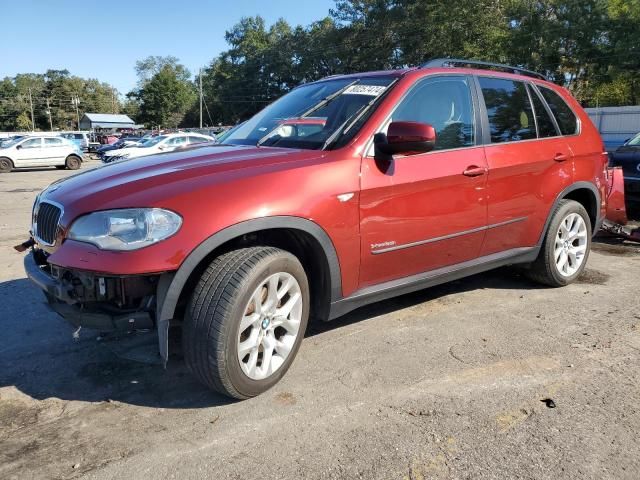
(343, 85), (387, 96)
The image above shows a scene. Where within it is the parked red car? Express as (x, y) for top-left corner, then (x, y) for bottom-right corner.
(24, 60), (608, 399)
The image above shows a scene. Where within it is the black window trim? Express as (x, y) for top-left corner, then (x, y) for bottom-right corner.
(365, 73), (482, 157)
(530, 83), (581, 137)
(524, 82), (561, 138)
(475, 74), (581, 145)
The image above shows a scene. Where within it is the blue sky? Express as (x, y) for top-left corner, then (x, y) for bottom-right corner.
(2, 0), (335, 96)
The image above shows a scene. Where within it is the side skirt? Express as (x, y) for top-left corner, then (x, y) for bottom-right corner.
(328, 246), (539, 320)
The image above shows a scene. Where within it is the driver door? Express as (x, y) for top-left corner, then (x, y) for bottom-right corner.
(359, 75), (488, 288)
(15, 137), (44, 167)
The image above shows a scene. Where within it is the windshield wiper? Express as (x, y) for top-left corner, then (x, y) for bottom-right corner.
(321, 77), (399, 151)
(299, 79), (360, 118)
(258, 79), (361, 148)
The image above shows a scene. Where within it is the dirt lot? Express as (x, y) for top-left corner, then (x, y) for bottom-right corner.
(1, 161), (639, 480)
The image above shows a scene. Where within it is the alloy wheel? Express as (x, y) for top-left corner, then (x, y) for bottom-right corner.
(237, 272), (303, 380)
(554, 212), (588, 277)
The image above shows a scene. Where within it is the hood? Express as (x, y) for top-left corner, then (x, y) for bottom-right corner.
(40, 144), (325, 226)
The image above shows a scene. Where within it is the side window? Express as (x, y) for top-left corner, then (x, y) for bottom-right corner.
(21, 138), (42, 148)
(44, 138), (64, 146)
(538, 87), (579, 135)
(390, 76), (475, 151)
(527, 85), (558, 138)
(167, 136), (187, 146)
(479, 77), (536, 143)
(188, 136), (207, 144)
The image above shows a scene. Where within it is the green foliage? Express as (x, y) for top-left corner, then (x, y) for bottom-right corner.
(131, 58), (197, 128)
(0, 69), (120, 131)
(3, 0), (640, 131)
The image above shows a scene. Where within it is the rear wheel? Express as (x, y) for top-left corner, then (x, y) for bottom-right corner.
(65, 155), (81, 170)
(183, 247), (309, 399)
(0, 157), (13, 173)
(525, 199), (591, 287)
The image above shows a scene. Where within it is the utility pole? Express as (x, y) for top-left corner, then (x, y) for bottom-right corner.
(46, 98), (53, 131)
(28, 87), (35, 131)
(199, 68), (203, 128)
(72, 96), (81, 130)
(112, 88), (116, 114)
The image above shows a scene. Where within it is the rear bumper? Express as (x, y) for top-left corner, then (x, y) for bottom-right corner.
(24, 251), (155, 331)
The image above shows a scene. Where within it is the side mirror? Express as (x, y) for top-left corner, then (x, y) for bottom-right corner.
(374, 121), (436, 159)
(16, 144), (23, 150)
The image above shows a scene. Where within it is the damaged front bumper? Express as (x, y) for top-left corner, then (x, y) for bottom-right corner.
(24, 249), (162, 332)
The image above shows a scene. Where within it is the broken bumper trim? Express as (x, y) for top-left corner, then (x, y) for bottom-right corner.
(24, 251), (154, 331)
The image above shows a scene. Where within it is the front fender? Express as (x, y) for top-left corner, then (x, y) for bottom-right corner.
(156, 216), (342, 363)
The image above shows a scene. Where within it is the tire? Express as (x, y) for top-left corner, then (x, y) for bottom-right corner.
(0, 157), (13, 173)
(183, 247), (310, 399)
(65, 155), (81, 170)
(525, 199), (592, 287)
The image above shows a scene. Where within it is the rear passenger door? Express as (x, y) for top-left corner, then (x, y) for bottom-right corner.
(41, 137), (68, 166)
(477, 76), (573, 256)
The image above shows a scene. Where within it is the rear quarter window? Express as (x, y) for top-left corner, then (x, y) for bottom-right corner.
(538, 87), (579, 136)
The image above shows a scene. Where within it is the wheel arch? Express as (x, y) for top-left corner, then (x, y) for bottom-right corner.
(156, 216), (342, 362)
(538, 182), (601, 245)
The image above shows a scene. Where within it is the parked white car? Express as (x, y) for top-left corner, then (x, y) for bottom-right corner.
(102, 133), (215, 163)
(0, 136), (83, 173)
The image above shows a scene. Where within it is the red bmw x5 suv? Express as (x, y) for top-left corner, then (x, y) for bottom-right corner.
(24, 59), (608, 399)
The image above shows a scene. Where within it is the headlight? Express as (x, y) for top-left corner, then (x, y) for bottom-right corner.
(68, 208), (182, 251)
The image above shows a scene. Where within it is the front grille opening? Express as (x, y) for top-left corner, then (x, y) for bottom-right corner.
(36, 202), (62, 245)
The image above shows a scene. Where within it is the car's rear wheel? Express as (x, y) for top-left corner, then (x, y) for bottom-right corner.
(183, 247), (310, 399)
(525, 199), (592, 287)
(65, 155), (81, 170)
(0, 157), (13, 173)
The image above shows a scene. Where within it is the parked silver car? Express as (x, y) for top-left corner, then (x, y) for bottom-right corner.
(0, 136), (83, 173)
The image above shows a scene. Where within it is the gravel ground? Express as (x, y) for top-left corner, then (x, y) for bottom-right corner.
(0, 161), (639, 480)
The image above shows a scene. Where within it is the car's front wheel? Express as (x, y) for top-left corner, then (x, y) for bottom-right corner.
(183, 247), (310, 399)
(525, 199), (592, 287)
(0, 157), (13, 173)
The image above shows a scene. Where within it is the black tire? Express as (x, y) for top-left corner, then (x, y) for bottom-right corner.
(65, 155), (81, 170)
(525, 199), (592, 287)
(183, 247), (310, 399)
(0, 157), (13, 173)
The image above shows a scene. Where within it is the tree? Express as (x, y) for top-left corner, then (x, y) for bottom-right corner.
(135, 63), (196, 128)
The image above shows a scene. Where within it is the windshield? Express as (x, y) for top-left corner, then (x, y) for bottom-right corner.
(223, 76), (396, 150)
(1, 137), (23, 148)
(139, 136), (167, 148)
(627, 133), (640, 146)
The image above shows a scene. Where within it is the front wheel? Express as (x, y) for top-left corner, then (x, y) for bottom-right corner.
(0, 157), (13, 173)
(183, 247), (310, 399)
(525, 199), (592, 287)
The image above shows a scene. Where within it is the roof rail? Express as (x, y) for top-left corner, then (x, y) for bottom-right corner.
(421, 58), (547, 81)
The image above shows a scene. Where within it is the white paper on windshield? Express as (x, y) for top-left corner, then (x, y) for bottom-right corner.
(343, 85), (387, 96)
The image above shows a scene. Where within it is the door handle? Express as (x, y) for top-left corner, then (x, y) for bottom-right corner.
(554, 153), (569, 162)
(462, 165), (486, 177)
